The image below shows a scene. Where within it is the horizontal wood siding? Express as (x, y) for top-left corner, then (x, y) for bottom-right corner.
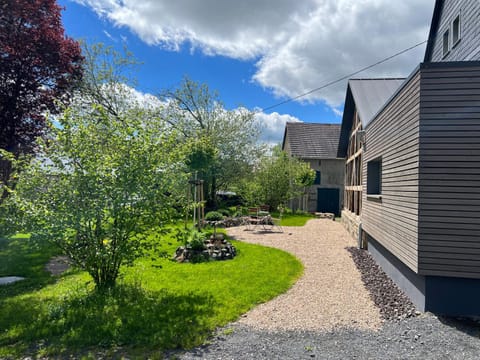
(362, 72), (421, 272)
(430, 0), (480, 62)
(418, 62), (480, 278)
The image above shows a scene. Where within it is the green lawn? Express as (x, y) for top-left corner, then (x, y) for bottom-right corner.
(0, 229), (303, 358)
(279, 213), (315, 226)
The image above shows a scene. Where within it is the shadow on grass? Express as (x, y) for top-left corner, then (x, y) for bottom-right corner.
(0, 236), (59, 298)
(0, 284), (216, 358)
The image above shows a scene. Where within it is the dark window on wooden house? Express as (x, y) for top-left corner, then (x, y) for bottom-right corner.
(367, 158), (382, 196)
(314, 170), (321, 185)
(443, 29), (450, 57)
(452, 15), (460, 46)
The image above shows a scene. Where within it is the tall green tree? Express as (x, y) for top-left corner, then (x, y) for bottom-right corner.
(5, 105), (185, 289)
(1, 43), (186, 289)
(162, 77), (262, 208)
(240, 146), (315, 210)
(75, 43), (144, 118)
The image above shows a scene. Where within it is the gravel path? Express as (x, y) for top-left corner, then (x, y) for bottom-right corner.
(176, 315), (480, 359)
(226, 219), (382, 331)
(174, 219), (480, 359)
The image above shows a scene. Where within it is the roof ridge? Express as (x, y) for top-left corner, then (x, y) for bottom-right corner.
(287, 122), (341, 126)
(350, 77), (406, 81)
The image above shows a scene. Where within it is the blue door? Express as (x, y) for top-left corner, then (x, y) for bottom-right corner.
(317, 188), (339, 215)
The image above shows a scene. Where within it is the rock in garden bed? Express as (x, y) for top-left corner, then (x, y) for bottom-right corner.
(45, 255), (71, 275)
(174, 233), (237, 263)
(347, 247), (418, 321)
(200, 216), (246, 228)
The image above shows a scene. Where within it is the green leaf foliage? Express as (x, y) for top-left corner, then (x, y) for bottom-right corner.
(162, 77), (263, 207)
(239, 146), (315, 210)
(204, 211), (224, 222)
(7, 104), (187, 289)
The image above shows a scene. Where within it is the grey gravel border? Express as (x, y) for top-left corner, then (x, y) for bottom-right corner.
(174, 314), (480, 359)
(347, 247), (418, 321)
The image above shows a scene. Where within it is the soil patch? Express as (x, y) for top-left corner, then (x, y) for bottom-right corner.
(45, 255), (71, 276)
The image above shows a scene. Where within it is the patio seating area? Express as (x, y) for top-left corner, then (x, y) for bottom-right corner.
(244, 206), (283, 233)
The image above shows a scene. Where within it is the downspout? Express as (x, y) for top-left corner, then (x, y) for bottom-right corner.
(358, 222), (364, 249)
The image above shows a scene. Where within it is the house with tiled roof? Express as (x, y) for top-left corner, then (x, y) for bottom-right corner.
(282, 122), (344, 214)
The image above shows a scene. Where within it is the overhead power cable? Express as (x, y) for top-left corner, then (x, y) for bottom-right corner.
(259, 40), (427, 113)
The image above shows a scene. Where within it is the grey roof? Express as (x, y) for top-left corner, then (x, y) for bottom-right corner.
(349, 78), (405, 128)
(282, 122), (341, 159)
(337, 78), (406, 158)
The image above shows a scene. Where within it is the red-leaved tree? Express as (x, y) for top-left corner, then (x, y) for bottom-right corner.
(0, 0), (83, 195)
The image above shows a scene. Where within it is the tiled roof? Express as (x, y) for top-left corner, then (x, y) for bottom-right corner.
(282, 122), (341, 159)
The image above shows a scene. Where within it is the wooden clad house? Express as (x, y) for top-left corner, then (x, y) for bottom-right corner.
(282, 122), (344, 214)
(338, 79), (405, 237)
(424, 0), (480, 62)
(338, 0), (480, 315)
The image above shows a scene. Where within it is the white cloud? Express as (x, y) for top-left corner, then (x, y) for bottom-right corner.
(127, 86), (164, 110)
(74, 0), (316, 59)
(255, 111), (302, 146)
(74, 0), (434, 108)
(253, 1), (433, 107)
(70, 83), (165, 114)
(332, 108), (343, 117)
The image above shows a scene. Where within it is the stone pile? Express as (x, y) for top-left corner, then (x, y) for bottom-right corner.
(222, 216), (247, 227)
(347, 247), (418, 321)
(201, 216), (247, 228)
(174, 233), (237, 263)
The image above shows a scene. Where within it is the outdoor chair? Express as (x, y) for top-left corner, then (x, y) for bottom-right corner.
(245, 206), (283, 233)
(259, 205), (270, 215)
(247, 207), (259, 217)
(261, 209), (283, 233)
(245, 207), (260, 230)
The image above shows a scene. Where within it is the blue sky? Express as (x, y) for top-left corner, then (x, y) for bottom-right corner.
(58, 0), (435, 144)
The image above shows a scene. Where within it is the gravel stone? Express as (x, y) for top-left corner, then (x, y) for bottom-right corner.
(347, 247), (417, 321)
(174, 314), (480, 359)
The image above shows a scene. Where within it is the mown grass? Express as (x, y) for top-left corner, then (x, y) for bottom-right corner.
(0, 227), (303, 358)
(0, 234), (60, 298)
(279, 213), (315, 226)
